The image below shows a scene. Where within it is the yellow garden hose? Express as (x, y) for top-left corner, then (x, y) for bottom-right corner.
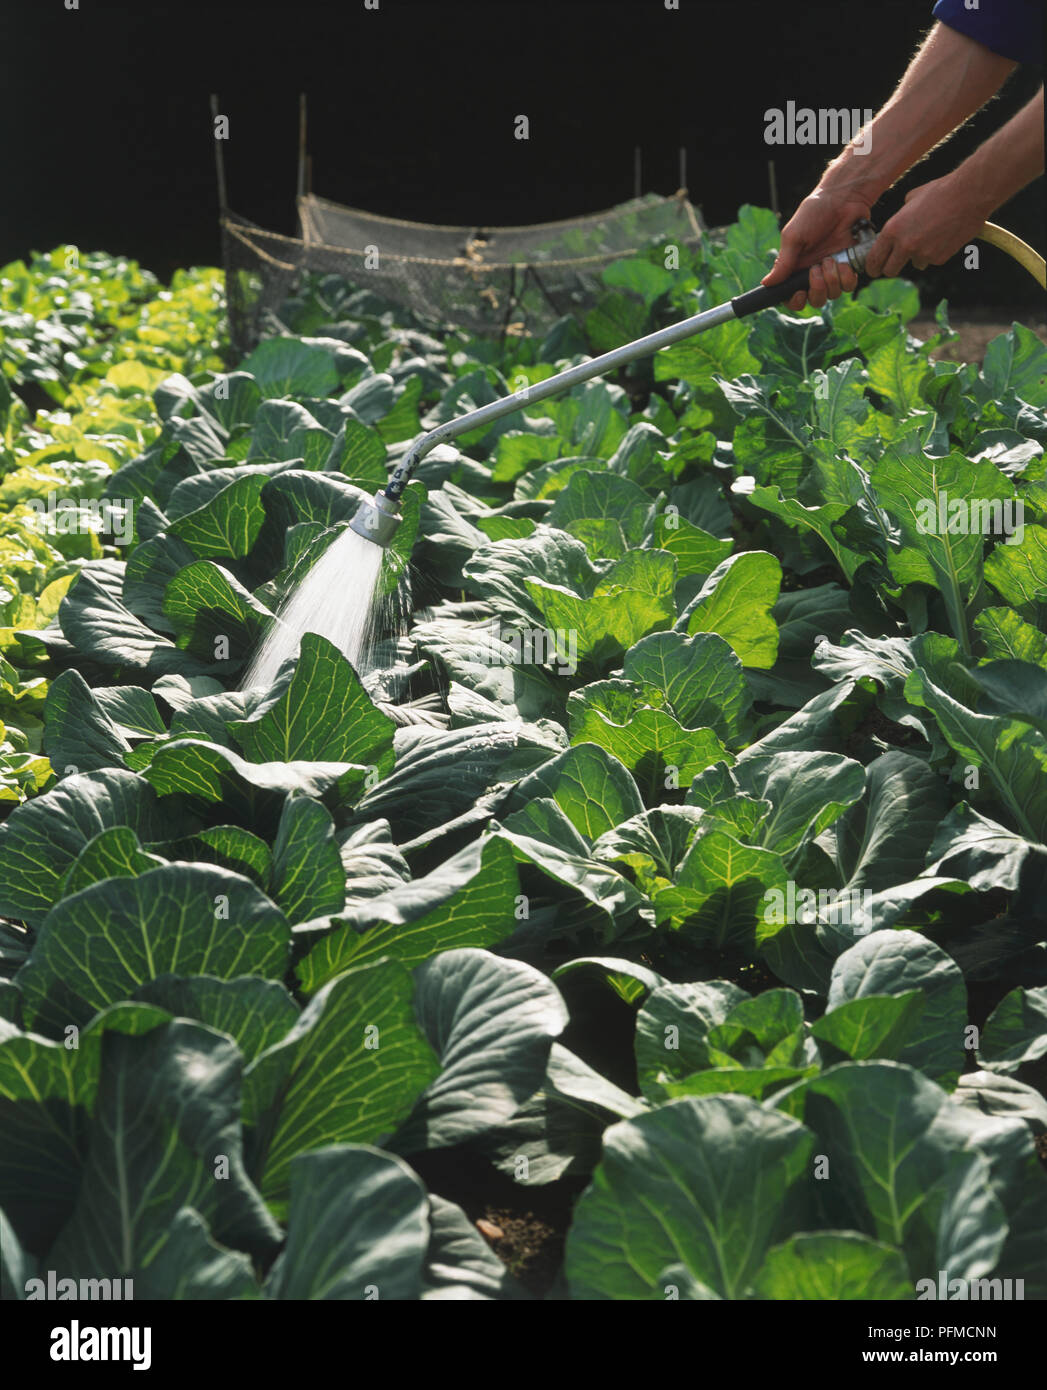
(978, 221), (1046, 288)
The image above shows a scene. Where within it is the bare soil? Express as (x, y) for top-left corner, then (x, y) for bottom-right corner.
(908, 312), (1047, 364)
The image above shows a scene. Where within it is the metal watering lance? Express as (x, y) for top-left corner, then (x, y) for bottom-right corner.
(347, 222), (880, 548)
(347, 217), (1046, 551)
(243, 218), (1043, 688)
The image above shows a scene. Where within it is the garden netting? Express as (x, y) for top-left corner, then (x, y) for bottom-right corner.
(221, 191), (706, 352)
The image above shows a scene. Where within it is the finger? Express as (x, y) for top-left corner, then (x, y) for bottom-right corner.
(863, 236), (891, 278)
(806, 263), (828, 309)
(882, 243), (912, 277)
(839, 260), (859, 294)
(820, 255), (844, 300)
(788, 290), (808, 311)
(911, 256), (929, 271)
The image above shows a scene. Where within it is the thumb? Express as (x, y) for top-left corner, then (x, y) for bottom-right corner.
(863, 230), (890, 278)
(762, 229), (803, 284)
(762, 247), (796, 285)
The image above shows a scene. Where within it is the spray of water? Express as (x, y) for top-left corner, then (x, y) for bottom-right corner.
(242, 526), (398, 689)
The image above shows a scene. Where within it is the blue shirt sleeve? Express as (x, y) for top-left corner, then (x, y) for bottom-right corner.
(932, 0), (1042, 64)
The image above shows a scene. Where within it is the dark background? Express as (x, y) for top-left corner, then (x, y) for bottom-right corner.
(1, 0), (1043, 308)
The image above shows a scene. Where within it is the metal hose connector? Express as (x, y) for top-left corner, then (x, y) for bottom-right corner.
(843, 219), (878, 275)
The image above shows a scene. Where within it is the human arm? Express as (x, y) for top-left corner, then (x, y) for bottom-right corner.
(762, 20), (1020, 308)
(866, 85), (1044, 276)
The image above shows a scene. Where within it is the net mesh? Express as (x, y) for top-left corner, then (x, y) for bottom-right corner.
(222, 191), (706, 353)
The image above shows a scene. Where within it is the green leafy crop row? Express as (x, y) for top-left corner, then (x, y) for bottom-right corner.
(0, 248), (224, 802)
(1, 210), (1045, 1300)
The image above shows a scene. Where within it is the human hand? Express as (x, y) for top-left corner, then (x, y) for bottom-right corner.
(864, 175), (990, 277)
(761, 187), (871, 310)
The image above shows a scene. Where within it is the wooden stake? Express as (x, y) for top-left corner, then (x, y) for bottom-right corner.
(210, 93), (228, 213)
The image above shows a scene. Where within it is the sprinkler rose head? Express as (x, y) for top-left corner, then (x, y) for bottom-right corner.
(348, 490), (401, 548)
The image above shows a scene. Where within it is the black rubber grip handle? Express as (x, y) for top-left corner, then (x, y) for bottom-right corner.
(730, 266), (816, 318)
